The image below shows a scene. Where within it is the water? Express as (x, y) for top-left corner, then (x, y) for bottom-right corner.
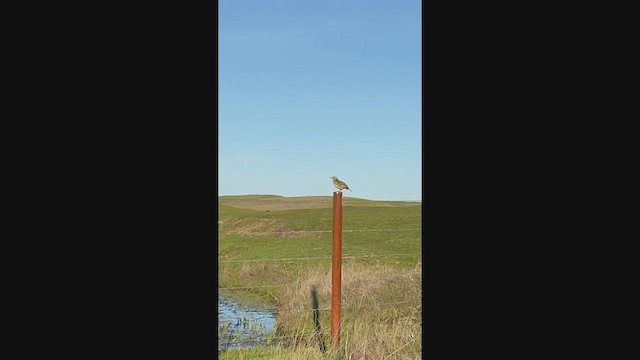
(218, 292), (277, 350)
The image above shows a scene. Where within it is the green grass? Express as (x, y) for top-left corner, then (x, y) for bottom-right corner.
(218, 195), (422, 359)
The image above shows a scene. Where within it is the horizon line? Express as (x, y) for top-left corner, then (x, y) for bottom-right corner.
(218, 193), (422, 202)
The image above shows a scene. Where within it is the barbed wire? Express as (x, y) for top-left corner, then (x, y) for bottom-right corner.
(217, 333), (316, 344)
(219, 284), (290, 290)
(218, 333), (421, 346)
(278, 300), (422, 314)
(233, 228), (422, 235)
(219, 300), (421, 316)
(219, 252), (422, 263)
(218, 330), (423, 347)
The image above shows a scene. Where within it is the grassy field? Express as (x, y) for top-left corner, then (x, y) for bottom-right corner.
(218, 195), (422, 359)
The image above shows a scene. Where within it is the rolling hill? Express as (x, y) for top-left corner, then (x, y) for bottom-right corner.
(218, 194), (421, 211)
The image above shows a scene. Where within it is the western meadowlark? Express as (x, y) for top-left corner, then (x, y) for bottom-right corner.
(330, 176), (351, 192)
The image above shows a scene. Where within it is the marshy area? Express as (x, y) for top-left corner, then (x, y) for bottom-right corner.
(218, 291), (278, 350)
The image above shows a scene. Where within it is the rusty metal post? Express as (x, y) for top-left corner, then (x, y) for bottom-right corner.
(331, 191), (343, 349)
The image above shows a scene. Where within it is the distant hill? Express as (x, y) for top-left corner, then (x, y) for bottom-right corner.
(218, 194), (421, 211)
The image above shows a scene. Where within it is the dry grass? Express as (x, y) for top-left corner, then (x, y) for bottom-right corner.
(232, 262), (423, 359)
(219, 346), (328, 360)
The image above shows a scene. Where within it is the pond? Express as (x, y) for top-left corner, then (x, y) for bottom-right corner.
(218, 291), (278, 351)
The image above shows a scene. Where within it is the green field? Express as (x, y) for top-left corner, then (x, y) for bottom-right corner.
(218, 195), (422, 359)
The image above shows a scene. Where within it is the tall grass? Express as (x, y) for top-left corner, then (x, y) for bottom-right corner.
(273, 262), (422, 359)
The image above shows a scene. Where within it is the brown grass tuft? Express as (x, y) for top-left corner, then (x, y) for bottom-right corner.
(218, 218), (304, 238)
(267, 263), (422, 359)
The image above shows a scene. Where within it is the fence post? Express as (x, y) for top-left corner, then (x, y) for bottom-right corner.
(331, 191), (343, 349)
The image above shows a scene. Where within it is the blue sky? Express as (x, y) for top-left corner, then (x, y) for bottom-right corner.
(218, 0), (421, 201)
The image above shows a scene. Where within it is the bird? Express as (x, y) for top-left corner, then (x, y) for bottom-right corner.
(330, 176), (351, 192)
